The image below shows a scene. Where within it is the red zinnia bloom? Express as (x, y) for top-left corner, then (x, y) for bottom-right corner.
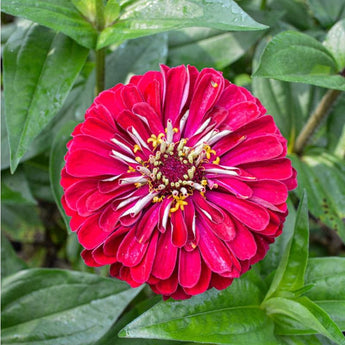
(61, 65), (297, 300)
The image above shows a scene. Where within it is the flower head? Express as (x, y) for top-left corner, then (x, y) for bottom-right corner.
(61, 65), (297, 300)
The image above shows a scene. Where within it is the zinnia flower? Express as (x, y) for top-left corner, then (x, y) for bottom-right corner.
(61, 65), (297, 300)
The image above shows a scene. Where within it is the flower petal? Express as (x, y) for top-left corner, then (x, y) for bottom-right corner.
(178, 249), (201, 288)
(151, 228), (178, 280)
(207, 191), (270, 231)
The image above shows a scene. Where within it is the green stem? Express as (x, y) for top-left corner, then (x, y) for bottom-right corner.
(294, 89), (341, 155)
(95, 0), (105, 96)
(260, 0), (267, 10)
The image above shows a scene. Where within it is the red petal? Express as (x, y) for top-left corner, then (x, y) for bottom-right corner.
(94, 88), (125, 117)
(117, 227), (150, 267)
(81, 249), (102, 267)
(151, 228), (178, 280)
(249, 180), (288, 205)
(155, 269), (178, 295)
(213, 177), (253, 199)
(239, 158), (293, 181)
(131, 231), (159, 284)
(119, 266), (142, 288)
(198, 220), (233, 273)
(77, 214), (109, 249)
(103, 226), (128, 256)
(92, 245), (117, 265)
(135, 203), (160, 243)
(221, 135), (283, 166)
(210, 273), (234, 290)
(121, 84), (144, 109)
(66, 150), (126, 177)
(223, 101), (260, 131)
(185, 70), (224, 137)
(132, 102), (164, 135)
(227, 221), (257, 260)
(178, 249), (201, 288)
(162, 65), (189, 125)
(184, 260), (211, 296)
(64, 180), (98, 210)
(171, 208), (188, 247)
(207, 191), (270, 231)
(80, 117), (115, 142)
(216, 84), (247, 109)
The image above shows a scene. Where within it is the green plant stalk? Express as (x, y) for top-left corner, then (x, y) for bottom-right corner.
(95, 0), (105, 95)
(294, 89), (341, 155)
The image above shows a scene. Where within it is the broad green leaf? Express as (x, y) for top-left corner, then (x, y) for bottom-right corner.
(305, 257), (345, 301)
(264, 296), (345, 345)
(1, 269), (143, 345)
(1, 0), (98, 49)
(97, 0), (268, 49)
(327, 93), (345, 158)
(1, 168), (36, 205)
(307, 0), (345, 28)
(278, 334), (334, 345)
(120, 271), (279, 345)
(1, 234), (27, 279)
(105, 33), (168, 88)
(94, 296), (186, 345)
(50, 122), (77, 231)
(168, 27), (262, 70)
(265, 191), (309, 300)
(323, 19), (345, 71)
(290, 150), (345, 242)
(253, 31), (345, 90)
(3, 23), (89, 172)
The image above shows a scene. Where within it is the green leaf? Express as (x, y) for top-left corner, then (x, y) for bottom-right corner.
(259, 198), (296, 277)
(265, 191), (309, 300)
(305, 257), (345, 301)
(71, 0), (97, 25)
(323, 19), (345, 71)
(50, 122), (77, 231)
(1, 0), (98, 49)
(264, 296), (345, 345)
(307, 0), (345, 28)
(120, 271), (279, 345)
(105, 33), (168, 88)
(1, 168), (36, 205)
(290, 150), (345, 242)
(97, 0), (268, 49)
(104, 0), (120, 27)
(278, 334), (333, 345)
(1, 233), (27, 279)
(3, 22), (88, 172)
(1, 269), (143, 345)
(327, 93), (345, 158)
(253, 31), (345, 90)
(168, 27), (263, 70)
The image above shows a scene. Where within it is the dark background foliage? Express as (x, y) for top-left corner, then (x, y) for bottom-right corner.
(1, 1), (345, 344)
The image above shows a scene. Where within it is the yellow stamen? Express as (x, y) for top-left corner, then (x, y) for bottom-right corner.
(127, 166), (136, 173)
(147, 133), (165, 148)
(170, 195), (188, 213)
(204, 145), (216, 159)
(211, 81), (218, 88)
(201, 179), (208, 186)
(212, 157), (220, 165)
(135, 157), (142, 163)
(173, 127), (179, 133)
(133, 144), (141, 153)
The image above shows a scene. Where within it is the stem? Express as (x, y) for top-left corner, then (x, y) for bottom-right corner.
(260, 0), (267, 10)
(294, 89), (341, 155)
(95, 0), (105, 96)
